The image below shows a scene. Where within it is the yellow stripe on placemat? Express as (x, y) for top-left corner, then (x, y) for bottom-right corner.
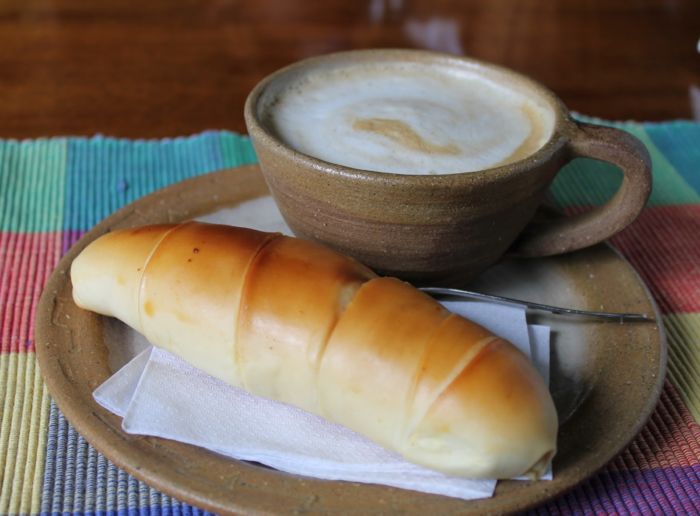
(0, 352), (50, 514)
(663, 314), (700, 424)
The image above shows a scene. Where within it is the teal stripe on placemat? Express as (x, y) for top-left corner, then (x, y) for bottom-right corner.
(646, 122), (700, 195)
(550, 123), (700, 209)
(626, 126), (700, 205)
(549, 157), (624, 209)
(220, 131), (258, 168)
(63, 132), (256, 232)
(0, 139), (67, 232)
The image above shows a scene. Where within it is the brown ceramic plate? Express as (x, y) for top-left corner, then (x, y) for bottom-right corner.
(35, 164), (666, 515)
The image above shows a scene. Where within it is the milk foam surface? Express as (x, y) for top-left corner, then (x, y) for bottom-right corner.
(263, 64), (554, 174)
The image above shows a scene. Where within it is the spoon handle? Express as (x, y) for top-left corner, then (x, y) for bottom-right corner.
(419, 287), (652, 322)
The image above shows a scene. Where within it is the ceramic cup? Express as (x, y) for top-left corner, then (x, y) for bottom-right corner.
(244, 49), (652, 284)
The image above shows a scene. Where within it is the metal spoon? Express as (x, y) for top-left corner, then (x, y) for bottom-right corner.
(420, 287), (652, 322)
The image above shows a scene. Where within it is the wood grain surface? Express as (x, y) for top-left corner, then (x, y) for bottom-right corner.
(1, 0), (699, 138)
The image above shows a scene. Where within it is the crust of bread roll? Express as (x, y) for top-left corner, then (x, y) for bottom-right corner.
(238, 235), (376, 412)
(71, 221), (557, 479)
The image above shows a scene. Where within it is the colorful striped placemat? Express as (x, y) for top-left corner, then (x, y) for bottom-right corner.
(1, 124), (698, 514)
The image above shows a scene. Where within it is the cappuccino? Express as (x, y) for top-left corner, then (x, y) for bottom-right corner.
(259, 62), (555, 175)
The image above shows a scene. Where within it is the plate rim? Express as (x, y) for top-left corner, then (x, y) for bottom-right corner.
(35, 164), (667, 514)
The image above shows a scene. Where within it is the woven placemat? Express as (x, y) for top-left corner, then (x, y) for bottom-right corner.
(1, 125), (698, 514)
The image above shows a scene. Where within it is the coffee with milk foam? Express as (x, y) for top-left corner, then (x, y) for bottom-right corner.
(261, 61), (556, 175)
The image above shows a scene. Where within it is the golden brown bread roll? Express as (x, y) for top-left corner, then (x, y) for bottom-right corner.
(71, 221), (557, 479)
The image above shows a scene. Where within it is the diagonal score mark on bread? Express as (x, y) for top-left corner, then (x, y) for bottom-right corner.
(138, 223), (279, 387)
(403, 315), (500, 450)
(138, 223), (193, 345)
(231, 232), (287, 393)
(236, 235), (375, 412)
(318, 277), (450, 451)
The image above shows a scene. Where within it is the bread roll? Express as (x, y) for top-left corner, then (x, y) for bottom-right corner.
(71, 221), (557, 479)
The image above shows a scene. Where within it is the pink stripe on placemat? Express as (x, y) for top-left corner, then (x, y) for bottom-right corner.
(612, 206), (700, 314)
(0, 232), (62, 353)
(564, 205), (700, 314)
(537, 381), (700, 514)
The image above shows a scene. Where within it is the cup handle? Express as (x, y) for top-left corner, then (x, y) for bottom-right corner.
(511, 121), (652, 257)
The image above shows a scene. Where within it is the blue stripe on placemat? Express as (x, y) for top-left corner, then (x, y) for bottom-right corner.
(39, 507), (212, 515)
(40, 402), (215, 516)
(62, 132), (256, 232)
(530, 466), (700, 515)
(645, 122), (700, 195)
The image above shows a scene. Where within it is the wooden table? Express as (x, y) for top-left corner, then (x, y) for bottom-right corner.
(1, 0), (699, 138)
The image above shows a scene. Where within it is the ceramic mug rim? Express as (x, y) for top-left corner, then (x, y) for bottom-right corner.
(244, 48), (576, 188)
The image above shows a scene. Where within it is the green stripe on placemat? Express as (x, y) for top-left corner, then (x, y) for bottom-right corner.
(644, 121), (700, 193)
(550, 123), (700, 208)
(220, 131), (258, 168)
(663, 313), (700, 422)
(0, 139), (67, 232)
(0, 353), (49, 514)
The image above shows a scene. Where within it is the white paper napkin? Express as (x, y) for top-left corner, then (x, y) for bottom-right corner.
(94, 300), (551, 501)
